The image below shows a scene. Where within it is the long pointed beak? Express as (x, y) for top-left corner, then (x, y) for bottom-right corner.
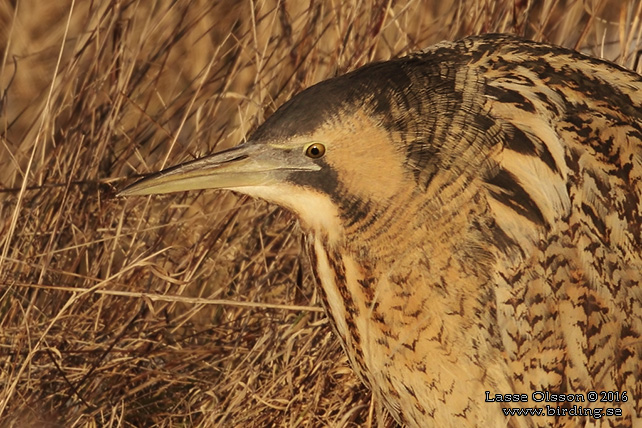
(119, 143), (317, 196)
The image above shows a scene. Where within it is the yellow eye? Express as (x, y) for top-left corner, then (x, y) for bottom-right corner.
(305, 143), (326, 159)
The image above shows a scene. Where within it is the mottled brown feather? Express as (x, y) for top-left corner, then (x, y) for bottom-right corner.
(290, 34), (642, 427)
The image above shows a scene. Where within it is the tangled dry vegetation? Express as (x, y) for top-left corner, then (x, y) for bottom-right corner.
(1, 1), (640, 427)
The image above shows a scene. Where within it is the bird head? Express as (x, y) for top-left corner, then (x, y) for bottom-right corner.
(120, 60), (434, 246)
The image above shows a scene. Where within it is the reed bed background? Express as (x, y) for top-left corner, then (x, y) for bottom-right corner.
(1, 1), (640, 426)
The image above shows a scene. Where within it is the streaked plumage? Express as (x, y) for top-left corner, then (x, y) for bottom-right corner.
(121, 34), (642, 427)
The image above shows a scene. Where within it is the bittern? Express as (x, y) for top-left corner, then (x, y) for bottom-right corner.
(120, 34), (642, 427)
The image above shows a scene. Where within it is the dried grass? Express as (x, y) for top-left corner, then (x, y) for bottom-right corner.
(1, 1), (640, 427)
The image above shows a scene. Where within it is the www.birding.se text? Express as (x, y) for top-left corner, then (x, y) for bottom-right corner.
(501, 405), (623, 419)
